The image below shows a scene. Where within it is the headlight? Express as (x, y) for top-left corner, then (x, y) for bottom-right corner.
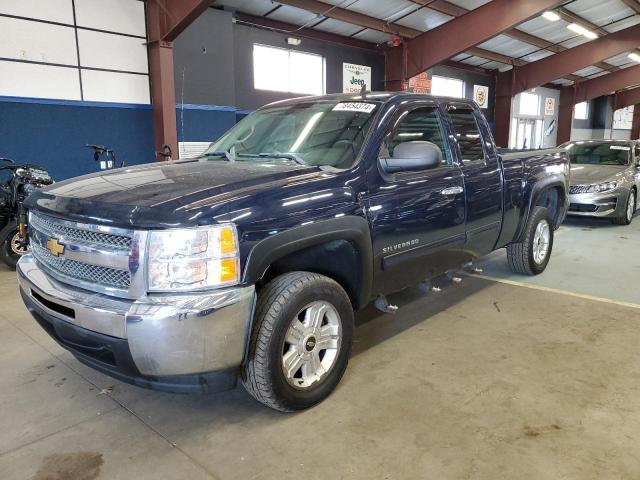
(147, 225), (240, 292)
(588, 182), (617, 193)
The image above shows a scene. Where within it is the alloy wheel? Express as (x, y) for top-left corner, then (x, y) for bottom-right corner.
(532, 219), (550, 265)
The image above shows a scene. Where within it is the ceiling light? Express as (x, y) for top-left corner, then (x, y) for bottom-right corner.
(567, 23), (598, 39)
(542, 11), (560, 21)
(628, 51), (640, 63)
(286, 37), (301, 46)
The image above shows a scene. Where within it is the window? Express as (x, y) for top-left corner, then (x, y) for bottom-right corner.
(449, 109), (485, 162)
(519, 92), (540, 116)
(431, 76), (465, 98)
(207, 100), (378, 170)
(384, 107), (450, 165)
(253, 44), (325, 96)
(574, 101), (589, 120)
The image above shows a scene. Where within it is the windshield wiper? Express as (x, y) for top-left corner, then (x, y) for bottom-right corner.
(236, 152), (306, 166)
(202, 151), (234, 162)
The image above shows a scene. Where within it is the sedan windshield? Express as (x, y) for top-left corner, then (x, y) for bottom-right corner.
(564, 142), (631, 166)
(205, 101), (378, 169)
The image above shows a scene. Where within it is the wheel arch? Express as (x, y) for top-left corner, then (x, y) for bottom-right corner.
(242, 216), (373, 309)
(515, 178), (567, 242)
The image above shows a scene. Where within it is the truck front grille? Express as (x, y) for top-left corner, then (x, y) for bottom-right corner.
(28, 212), (138, 296)
(30, 213), (131, 250)
(31, 243), (131, 289)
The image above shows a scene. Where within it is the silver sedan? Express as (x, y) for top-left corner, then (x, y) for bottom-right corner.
(561, 140), (640, 225)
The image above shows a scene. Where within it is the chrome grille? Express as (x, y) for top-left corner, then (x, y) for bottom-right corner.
(31, 242), (131, 289)
(30, 212), (131, 250)
(569, 185), (591, 194)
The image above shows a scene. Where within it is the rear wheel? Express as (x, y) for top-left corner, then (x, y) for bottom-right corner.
(612, 189), (636, 226)
(241, 271), (354, 412)
(1, 230), (27, 269)
(507, 207), (553, 275)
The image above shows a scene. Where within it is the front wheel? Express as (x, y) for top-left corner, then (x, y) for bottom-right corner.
(612, 189), (636, 226)
(241, 272), (354, 412)
(1, 229), (27, 269)
(507, 206), (553, 275)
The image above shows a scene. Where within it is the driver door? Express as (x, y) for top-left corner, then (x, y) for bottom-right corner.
(366, 104), (467, 294)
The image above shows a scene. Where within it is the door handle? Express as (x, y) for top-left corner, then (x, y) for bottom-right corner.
(441, 186), (463, 195)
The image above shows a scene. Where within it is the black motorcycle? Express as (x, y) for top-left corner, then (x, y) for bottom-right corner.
(0, 158), (53, 269)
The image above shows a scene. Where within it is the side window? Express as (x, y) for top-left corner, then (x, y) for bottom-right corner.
(449, 109), (485, 163)
(383, 107), (450, 166)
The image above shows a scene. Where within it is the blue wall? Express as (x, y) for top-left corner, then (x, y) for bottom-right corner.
(176, 104), (237, 143)
(0, 97), (155, 181)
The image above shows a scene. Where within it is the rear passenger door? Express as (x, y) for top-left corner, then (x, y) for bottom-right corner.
(445, 104), (503, 255)
(366, 104), (467, 294)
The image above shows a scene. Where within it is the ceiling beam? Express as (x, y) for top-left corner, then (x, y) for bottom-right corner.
(567, 64), (640, 105)
(614, 86), (640, 110)
(622, 0), (640, 14)
(272, 0), (420, 38)
(555, 7), (609, 37)
(147, 0), (215, 42)
(234, 13), (380, 51)
(510, 24), (640, 95)
(404, 0), (565, 78)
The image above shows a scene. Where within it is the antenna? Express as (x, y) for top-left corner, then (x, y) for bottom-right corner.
(360, 83), (367, 96)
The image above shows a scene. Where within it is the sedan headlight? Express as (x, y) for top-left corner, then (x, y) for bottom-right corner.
(588, 182), (617, 193)
(147, 225), (240, 292)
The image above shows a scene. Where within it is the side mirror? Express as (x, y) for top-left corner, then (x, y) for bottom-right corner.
(379, 141), (442, 174)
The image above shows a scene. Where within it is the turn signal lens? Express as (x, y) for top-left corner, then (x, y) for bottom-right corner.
(219, 258), (239, 283)
(219, 227), (237, 256)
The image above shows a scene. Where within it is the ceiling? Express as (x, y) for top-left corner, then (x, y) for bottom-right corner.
(215, 0), (640, 87)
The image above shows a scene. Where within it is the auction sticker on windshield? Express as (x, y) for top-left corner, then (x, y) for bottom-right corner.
(333, 102), (377, 113)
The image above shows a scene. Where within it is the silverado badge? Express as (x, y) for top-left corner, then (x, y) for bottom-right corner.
(46, 238), (65, 257)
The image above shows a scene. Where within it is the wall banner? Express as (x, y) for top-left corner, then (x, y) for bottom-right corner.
(343, 63), (372, 93)
(473, 85), (489, 108)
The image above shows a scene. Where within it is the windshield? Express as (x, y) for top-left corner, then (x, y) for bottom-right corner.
(205, 101), (378, 169)
(564, 142), (631, 166)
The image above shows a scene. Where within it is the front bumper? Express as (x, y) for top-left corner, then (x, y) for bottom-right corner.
(567, 189), (626, 218)
(17, 254), (256, 393)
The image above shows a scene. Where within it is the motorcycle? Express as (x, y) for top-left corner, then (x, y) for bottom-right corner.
(0, 158), (53, 269)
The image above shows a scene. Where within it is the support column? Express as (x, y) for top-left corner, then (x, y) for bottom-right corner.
(147, 39), (178, 161)
(384, 44), (406, 91)
(493, 70), (514, 148)
(557, 87), (575, 145)
(632, 105), (640, 140)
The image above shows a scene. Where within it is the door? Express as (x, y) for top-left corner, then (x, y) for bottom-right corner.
(514, 118), (544, 150)
(446, 104), (503, 255)
(366, 104), (467, 294)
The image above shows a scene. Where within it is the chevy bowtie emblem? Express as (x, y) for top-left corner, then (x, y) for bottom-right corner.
(46, 238), (65, 257)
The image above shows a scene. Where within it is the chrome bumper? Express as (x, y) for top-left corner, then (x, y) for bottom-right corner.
(17, 254), (256, 377)
(568, 190), (625, 218)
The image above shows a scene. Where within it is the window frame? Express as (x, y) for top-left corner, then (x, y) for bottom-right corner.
(378, 102), (456, 180)
(445, 105), (488, 165)
(252, 43), (326, 96)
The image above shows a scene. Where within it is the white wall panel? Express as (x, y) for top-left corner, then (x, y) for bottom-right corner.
(0, 0), (73, 24)
(81, 70), (149, 103)
(0, 60), (80, 99)
(0, 17), (77, 65)
(75, 0), (145, 36)
(78, 29), (148, 73)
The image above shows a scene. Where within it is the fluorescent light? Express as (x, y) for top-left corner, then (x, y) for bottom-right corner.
(542, 11), (560, 21)
(567, 23), (598, 39)
(628, 52), (640, 63)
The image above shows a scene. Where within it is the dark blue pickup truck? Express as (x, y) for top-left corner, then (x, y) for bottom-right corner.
(18, 93), (569, 411)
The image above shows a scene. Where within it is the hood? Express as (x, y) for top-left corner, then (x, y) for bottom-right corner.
(569, 164), (627, 186)
(26, 159), (332, 227)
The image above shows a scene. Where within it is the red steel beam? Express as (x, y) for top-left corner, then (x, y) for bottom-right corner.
(632, 106), (640, 139)
(146, 0), (213, 160)
(511, 24), (640, 95)
(556, 65), (640, 143)
(613, 87), (640, 110)
(622, 0), (640, 14)
(404, 0), (565, 78)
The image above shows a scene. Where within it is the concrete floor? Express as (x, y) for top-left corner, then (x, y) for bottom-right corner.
(1, 215), (639, 480)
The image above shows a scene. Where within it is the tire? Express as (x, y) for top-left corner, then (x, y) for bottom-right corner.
(507, 206), (553, 276)
(612, 189), (636, 226)
(241, 271), (354, 412)
(0, 229), (25, 269)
